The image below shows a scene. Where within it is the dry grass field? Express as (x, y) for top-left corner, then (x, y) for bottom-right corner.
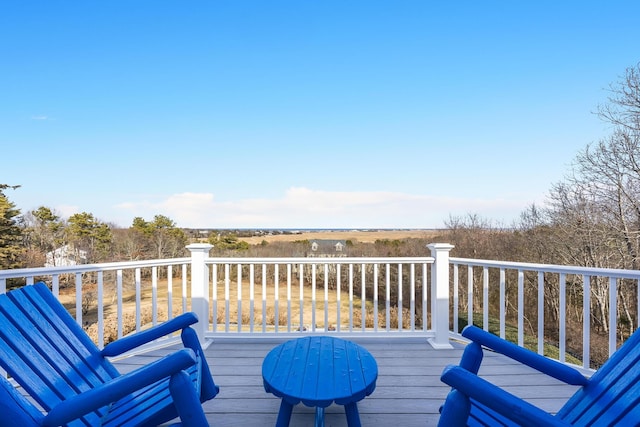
(61, 275), (408, 345)
(210, 277), (390, 332)
(239, 229), (441, 245)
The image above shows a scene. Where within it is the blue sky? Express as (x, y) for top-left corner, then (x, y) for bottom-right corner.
(2, 1), (639, 229)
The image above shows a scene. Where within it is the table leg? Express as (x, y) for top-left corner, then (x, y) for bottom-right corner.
(315, 407), (325, 427)
(344, 402), (361, 427)
(275, 400), (294, 427)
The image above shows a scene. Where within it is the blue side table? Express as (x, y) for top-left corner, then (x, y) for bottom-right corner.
(262, 336), (378, 427)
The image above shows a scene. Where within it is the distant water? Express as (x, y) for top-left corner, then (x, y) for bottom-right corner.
(190, 228), (440, 232)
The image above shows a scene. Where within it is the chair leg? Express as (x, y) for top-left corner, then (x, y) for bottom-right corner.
(170, 371), (209, 427)
(181, 326), (219, 401)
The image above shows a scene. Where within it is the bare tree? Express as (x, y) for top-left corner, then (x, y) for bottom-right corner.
(598, 62), (640, 132)
(572, 130), (640, 270)
(543, 63), (640, 336)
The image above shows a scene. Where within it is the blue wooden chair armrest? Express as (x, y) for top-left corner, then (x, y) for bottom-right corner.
(43, 348), (197, 427)
(101, 312), (199, 357)
(440, 365), (572, 427)
(462, 326), (588, 386)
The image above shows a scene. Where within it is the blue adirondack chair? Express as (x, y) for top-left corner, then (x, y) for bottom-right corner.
(439, 325), (640, 426)
(0, 281), (219, 427)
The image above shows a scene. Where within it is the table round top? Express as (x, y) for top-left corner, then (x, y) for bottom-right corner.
(262, 336), (378, 408)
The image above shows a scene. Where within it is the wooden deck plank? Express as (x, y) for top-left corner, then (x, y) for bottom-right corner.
(112, 337), (579, 426)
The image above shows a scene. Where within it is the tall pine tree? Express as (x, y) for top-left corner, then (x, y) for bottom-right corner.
(0, 185), (23, 270)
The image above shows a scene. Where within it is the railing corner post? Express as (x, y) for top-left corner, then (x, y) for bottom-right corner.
(186, 243), (213, 344)
(427, 243), (455, 349)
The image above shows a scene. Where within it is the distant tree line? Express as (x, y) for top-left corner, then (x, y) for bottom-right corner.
(0, 196), (188, 273)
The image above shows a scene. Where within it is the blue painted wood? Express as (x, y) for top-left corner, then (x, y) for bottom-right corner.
(439, 325), (640, 426)
(0, 282), (219, 426)
(440, 365), (565, 426)
(101, 312), (199, 356)
(462, 326), (589, 386)
(0, 374), (44, 426)
(262, 336), (378, 427)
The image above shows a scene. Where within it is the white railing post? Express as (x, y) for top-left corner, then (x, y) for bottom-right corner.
(428, 243), (455, 349)
(187, 243), (213, 343)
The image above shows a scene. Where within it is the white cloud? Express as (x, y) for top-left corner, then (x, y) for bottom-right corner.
(114, 187), (530, 229)
(31, 115), (51, 120)
(55, 204), (81, 219)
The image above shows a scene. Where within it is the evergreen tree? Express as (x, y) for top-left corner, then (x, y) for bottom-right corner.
(130, 215), (187, 258)
(25, 206), (65, 253)
(0, 185), (24, 270)
(67, 212), (113, 262)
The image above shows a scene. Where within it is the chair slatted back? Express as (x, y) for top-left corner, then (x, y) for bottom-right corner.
(558, 329), (640, 425)
(0, 283), (119, 426)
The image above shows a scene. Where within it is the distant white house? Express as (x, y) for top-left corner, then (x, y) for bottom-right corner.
(307, 240), (347, 258)
(45, 244), (88, 267)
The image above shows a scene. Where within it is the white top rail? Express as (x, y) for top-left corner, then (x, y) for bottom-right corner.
(0, 258), (191, 280)
(207, 256), (434, 265)
(451, 257), (640, 280)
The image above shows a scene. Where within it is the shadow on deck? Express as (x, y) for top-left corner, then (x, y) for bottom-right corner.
(114, 337), (579, 427)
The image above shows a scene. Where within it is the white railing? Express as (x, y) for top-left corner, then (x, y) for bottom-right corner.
(0, 244), (453, 348)
(197, 243), (451, 348)
(450, 257), (640, 370)
(0, 257), (191, 349)
(2, 242), (638, 370)
(205, 257), (432, 334)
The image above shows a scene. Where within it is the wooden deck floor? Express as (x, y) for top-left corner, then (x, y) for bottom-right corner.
(114, 337), (580, 427)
